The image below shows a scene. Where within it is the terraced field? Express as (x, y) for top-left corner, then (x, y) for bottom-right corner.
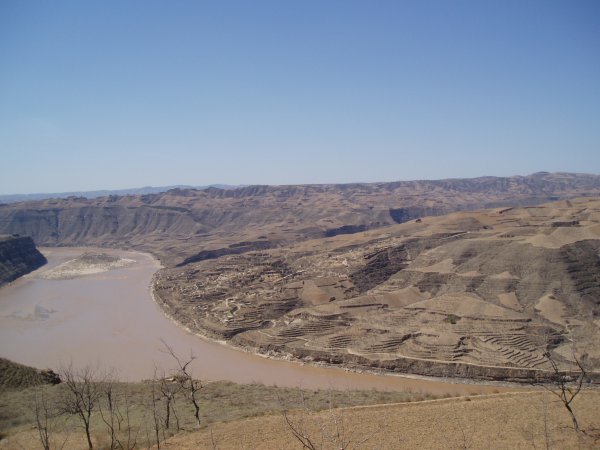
(154, 198), (600, 381)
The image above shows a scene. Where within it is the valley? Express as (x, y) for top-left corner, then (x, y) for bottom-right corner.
(1, 173), (600, 450)
(1, 173), (599, 384)
(0, 247), (501, 394)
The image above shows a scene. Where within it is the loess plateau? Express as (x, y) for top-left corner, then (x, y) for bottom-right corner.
(1, 173), (600, 382)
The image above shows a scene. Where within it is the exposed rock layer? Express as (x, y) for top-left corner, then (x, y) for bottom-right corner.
(1, 172), (600, 267)
(0, 235), (47, 287)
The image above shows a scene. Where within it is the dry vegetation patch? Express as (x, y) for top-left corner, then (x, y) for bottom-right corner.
(162, 391), (600, 449)
(0, 378), (439, 449)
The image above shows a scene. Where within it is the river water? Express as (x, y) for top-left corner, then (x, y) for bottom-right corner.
(0, 248), (510, 395)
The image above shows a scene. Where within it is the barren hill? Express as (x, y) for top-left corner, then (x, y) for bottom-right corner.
(154, 197), (600, 382)
(1, 172), (599, 267)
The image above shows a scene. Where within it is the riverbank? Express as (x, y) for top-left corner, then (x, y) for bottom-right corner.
(151, 273), (597, 386)
(0, 247), (512, 394)
(0, 236), (46, 287)
(150, 275), (531, 391)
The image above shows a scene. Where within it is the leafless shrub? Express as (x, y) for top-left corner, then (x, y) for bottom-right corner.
(58, 364), (108, 450)
(154, 366), (182, 431)
(150, 381), (164, 449)
(280, 391), (382, 449)
(114, 389), (140, 450)
(160, 339), (203, 428)
(537, 348), (589, 434)
(33, 386), (69, 450)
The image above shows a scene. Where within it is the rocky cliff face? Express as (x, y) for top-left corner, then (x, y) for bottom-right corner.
(0, 235), (47, 286)
(1, 172), (599, 267)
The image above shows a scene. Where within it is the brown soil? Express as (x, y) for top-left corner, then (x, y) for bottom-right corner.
(162, 391), (600, 449)
(154, 198), (600, 382)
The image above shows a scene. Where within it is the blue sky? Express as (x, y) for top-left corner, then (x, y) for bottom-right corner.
(1, 1), (599, 194)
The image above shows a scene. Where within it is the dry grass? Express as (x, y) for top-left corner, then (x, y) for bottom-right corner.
(162, 390), (600, 450)
(3, 380), (598, 449)
(0, 380), (441, 449)
(0, 358), (58, 392)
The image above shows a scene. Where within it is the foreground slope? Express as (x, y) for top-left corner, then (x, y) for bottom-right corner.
(164, 391), (600, 450)
(155, 197), (600, 381)
(3, 391), (598, 449)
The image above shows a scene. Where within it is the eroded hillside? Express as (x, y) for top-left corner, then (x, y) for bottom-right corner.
(1, 172), (600, 267)
(154, 198), (600, 381)
(2, 173), (600, 382)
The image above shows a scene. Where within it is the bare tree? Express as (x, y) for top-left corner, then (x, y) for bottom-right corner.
(34, 387), (53, 450)
(280, 392), (320, 450)
(282, 408), (320, 450)
(59, 364), (106, 450)
(280, 391), (381, 450)
(98, 378), (123, 450)
(540, 393), (552, 450)
(114, 389), (140, 450)
(153, 366), (182, 431)
(539, 349), (588, 433)
(438, 408), (474, 450)
(282, 408), (379, 450)
(33, 386), (69, 450)
(150, 381), (164, 449)
(456, 420), (474, 450)
(209, 427), (219, 450)
(160, 339), (203, 428)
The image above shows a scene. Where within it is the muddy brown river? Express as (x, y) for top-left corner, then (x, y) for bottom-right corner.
(0, 248), (510, 395)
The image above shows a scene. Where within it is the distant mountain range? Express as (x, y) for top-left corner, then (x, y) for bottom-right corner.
(0, 184), (240, 204)
(1, 171), (599, 267)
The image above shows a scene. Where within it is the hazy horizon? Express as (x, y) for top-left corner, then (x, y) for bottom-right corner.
(2, 170), (599, 199)
(2, 1), (599, 195)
